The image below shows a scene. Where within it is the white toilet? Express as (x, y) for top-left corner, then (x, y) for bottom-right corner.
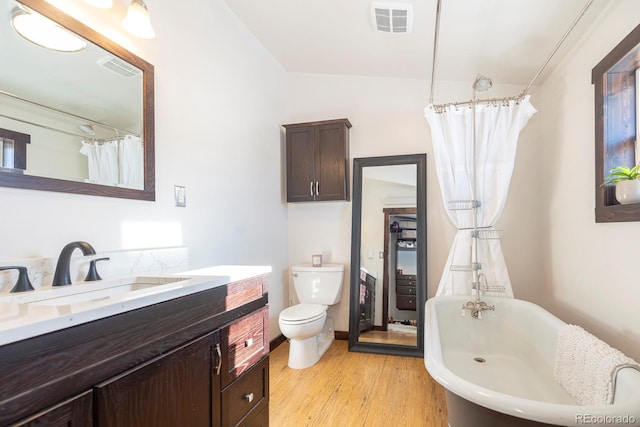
(278, 264), (344, 369)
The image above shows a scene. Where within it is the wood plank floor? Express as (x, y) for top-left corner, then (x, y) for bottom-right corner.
(269, 339), (448, 426)
(359, 330), (417, 346)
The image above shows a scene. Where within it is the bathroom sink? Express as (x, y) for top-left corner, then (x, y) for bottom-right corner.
(0, 276), (191, 306)
(30, 283), (159, 306)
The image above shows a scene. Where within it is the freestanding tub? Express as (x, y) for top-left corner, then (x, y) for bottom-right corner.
(424, 296), (640, 427)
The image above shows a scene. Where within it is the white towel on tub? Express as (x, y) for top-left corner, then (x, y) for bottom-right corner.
(554, 324), (640, 405)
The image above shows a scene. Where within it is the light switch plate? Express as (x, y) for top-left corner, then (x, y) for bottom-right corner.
(174, 185), (186, 207)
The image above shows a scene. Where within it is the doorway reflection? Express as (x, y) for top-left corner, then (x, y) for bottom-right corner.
(358, 209), (418, 347)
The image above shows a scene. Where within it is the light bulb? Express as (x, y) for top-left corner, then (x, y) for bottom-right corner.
(122, 0), (155, 39)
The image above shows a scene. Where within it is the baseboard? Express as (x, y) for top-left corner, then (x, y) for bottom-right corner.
(270, 334), (287, 351)
(334, 330), (348, 340)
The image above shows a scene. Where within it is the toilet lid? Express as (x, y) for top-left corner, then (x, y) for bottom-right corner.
(279, 304), (326, 322)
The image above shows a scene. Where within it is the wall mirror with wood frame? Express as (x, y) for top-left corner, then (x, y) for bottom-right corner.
(0, 0), (155, 200)
(348, 154), (427, 357)
(593, 22), (640, 222)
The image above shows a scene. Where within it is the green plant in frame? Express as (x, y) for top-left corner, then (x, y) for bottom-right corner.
(604, 165), (640, 184)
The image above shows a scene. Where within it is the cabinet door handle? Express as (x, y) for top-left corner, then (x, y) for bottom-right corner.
(310, 181), (314, 197)
(215, 343), (222, 376)
(315, 181), (319, 196)
(244, 393), (254, 403)
(245, 338), (253, 347)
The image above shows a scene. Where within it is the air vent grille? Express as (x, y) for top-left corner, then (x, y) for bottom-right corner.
(371, 2), (413, 33)
(97, 56), (141, 78)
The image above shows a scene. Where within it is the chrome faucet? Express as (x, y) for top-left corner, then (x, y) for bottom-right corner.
(462, 273), (495, 319)
(52, 241), (97, 286)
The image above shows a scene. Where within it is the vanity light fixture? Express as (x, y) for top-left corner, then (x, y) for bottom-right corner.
(122, 0), (155, 39)
(82, 0), (114, 8)
(11, 8), (87, 52)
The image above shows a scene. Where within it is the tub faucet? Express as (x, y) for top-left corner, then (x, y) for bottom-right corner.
(52, 241), (97, 287)
(462, 273), (495, 319)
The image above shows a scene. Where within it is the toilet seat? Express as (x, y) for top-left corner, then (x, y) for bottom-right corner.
(279, 304), (326, 324)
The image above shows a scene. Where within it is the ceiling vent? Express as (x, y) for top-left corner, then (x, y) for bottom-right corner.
(371, 2), (413, 34)
(97, 56), (141, 78)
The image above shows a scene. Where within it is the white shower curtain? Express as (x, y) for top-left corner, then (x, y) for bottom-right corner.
(424, 96), (536, 297)
(80, 135), (143, 189)
(118, 135), (144, 189)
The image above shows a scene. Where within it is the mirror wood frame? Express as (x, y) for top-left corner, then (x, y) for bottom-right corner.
(593, 22), (640, 222)
(0, 0), (155, 201)
(348, 153), (427, 357)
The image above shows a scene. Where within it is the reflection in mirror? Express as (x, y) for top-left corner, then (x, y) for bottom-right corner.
(349, 154), (426, 357)
(0, 0), (155, 200)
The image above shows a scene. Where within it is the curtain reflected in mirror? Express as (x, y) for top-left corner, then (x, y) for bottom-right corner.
(349, 154), (426, 357)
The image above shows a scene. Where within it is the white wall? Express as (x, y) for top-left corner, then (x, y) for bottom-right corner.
(0, 0), (289, 340)
(286, 73), (544, 332)
(540, 0), (640, 361)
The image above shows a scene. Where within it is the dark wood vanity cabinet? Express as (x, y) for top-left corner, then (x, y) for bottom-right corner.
(2, 275), (270, 427)
(220, 307), (269, 427)
(9, 390), (93, 427)
(284, 118), (351, 202)
(94, 332), (216, 427)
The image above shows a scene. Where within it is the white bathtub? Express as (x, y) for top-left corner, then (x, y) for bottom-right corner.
(424, 296), (640, 427)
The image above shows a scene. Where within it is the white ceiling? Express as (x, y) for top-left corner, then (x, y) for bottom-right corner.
(1, 0), (142, 136)
(223, 0), (608, 90)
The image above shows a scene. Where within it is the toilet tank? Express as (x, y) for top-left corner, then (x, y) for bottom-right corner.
(291, 264), (344, 305)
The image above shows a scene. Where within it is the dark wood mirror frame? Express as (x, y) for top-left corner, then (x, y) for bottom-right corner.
(348, 153), (427, 357)
(593, 22), (640, 222)
(0, 0), (155, 201)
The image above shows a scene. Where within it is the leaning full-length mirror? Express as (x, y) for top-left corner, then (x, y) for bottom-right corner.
(349, 154), (427, 357)
(0, 0), (155, 200)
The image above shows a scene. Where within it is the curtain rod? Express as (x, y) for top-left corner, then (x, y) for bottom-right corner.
(428, 0), (594, 104)
(0, 113), (87, 139)
(0, 89), (133, 137)
(520, 0), (594, 96)
(428, 0), (442, 105)
(0, 113), (138, 140)
(429, 95), (526, 113)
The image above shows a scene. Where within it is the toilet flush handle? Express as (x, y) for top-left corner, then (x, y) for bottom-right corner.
(292, 272), (298, 277)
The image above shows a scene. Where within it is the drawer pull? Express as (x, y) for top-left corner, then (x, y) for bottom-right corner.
(215, 343), (222, 376)
(244, 393), (254, 403)
(245, 338), (253, 347)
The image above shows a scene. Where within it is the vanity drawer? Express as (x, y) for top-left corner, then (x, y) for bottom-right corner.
(242, 403), (269, 427)
(221, 356), (269, 427)
(221, 306), (269, 387)
(396, 285), (416, 296)
(396, 295), (416, 310)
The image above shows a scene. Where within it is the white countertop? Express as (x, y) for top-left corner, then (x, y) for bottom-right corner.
(0, 265), (271, 347)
